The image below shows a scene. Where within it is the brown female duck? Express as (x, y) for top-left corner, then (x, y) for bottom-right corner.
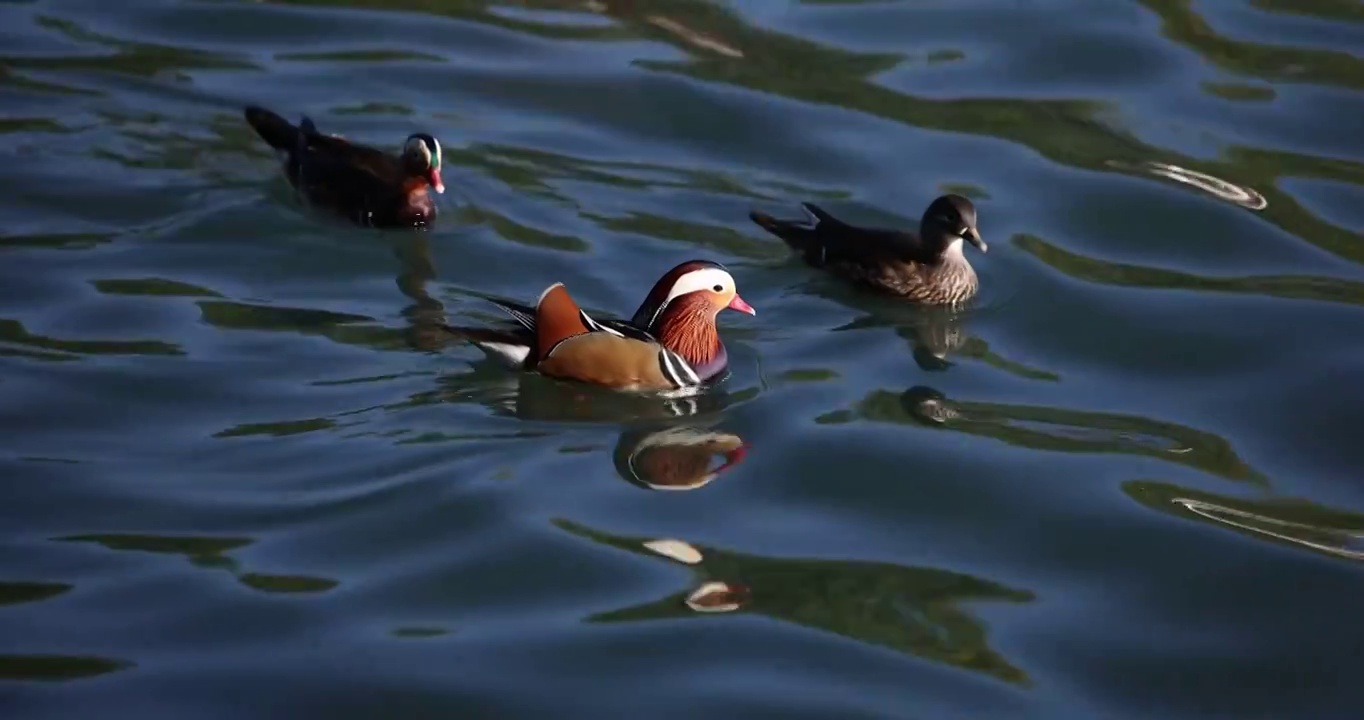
(750, 194), (987, 305)
(445, 260), (755, 393)
(243, 105), (443, 228)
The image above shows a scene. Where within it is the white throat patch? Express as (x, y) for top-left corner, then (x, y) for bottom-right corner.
(942, 237), (965, 259)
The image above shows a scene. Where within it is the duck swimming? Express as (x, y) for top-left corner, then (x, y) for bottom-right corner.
(243, 105), (443, 228)
(750, 194), (986, 306)
(444, 260), (755, 394)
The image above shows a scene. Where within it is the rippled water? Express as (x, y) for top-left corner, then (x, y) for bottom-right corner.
(4, 0), (1364, 717)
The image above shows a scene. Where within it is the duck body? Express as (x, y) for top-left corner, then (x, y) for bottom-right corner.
(444, 260), (754, 394)
(749, 194), (987, 306)
(243, 105), (444, 228)
(449, 294), (655, 371)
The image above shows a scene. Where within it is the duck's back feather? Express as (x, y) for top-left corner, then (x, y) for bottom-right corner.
(750, 203), (936, 269)
(488, 297), (656, 343)
(244, 106), (299, 150)
(244, 105), (433, 227)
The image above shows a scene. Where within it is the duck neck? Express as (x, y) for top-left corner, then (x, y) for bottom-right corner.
(933, 237), (975, 272)
(654, 299), (725, 376)
(931, 239), (978, 303)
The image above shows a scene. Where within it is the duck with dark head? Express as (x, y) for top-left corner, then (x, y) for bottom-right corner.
(749, 194), (986, 306)
(243, 105), (444, 228)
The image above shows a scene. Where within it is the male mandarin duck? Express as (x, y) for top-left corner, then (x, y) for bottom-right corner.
(243, 105), (443, 228)
(445, 260), (754, 394)
(749, 194), (987, 305)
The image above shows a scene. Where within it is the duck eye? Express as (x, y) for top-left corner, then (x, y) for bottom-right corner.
(712, 284), (724, 292)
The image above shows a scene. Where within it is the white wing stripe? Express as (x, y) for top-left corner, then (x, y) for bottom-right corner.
(580, 309), (625, 337)
(658, 349), (686, 388)
(674, 350), (700, 385)
(657, 348), (701, 389)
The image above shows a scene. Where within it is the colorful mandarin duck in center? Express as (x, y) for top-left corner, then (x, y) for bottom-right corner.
(243, 105), (444, 228)
(445, 260), (755, 394)
(749, 194), (986, 306)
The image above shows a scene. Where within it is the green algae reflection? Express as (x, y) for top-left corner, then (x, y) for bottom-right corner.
(0, 317), (183, 362)
(0, 581), (73, 607)
(556, 518), (1035, 685)
(1016, 234), (1364, 307)
(847, 385), (1264, 484)
(58, 533), (339, 595)
(1126, 480), (1364, 562)
(0, 654), (133, 682)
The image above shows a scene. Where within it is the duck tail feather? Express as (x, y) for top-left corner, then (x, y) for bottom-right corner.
(442, 325), (533, 368)
(243, 105), (299, 150)
(750, 208), (820, 255)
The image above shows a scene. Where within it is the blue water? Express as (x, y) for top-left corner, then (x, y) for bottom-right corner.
(4, 1), (1364, 717)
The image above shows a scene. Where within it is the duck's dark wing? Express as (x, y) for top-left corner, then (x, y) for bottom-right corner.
(244, 106), (300, 150)
(246, 106), (405, 185)
(245, 106), (430, 227)
(485, 297), (657, 343)
(294, 122), (408, 188)
(750, 202), (933, 269)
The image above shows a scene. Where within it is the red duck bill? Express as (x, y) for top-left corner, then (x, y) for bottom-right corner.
(727, 294), (755, 315)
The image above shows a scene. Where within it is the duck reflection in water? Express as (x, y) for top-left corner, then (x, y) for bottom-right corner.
(385, 232), (451, 352)
(555, 520), (1034, 684)
(419, 362), (747, 490)
(823, 301), (1057, 379)
(882, 385), (1262, 483)
(792, 260), (1053, 377)
(635, 539), (751, 612)
(614, 425), (747, 491)
(832, 304), (971, 372)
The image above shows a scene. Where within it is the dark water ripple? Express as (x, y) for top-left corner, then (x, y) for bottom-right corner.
(3, 0), (1364, 718)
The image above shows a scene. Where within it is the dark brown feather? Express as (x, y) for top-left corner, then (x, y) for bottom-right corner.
(243, 105), (437, 228)
(243, 106), (298, 150)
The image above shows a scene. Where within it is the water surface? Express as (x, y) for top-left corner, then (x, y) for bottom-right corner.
(4, 0), (1364, 717)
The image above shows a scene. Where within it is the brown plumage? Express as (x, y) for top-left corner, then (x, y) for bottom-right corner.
(444, 260), (755, 391)
(526, 283), (717, 393)
(243, 105), (444, 228)
(615, 426), (748, 491)
(749, 194), (987, 305)
(653, 294), (725, 366)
